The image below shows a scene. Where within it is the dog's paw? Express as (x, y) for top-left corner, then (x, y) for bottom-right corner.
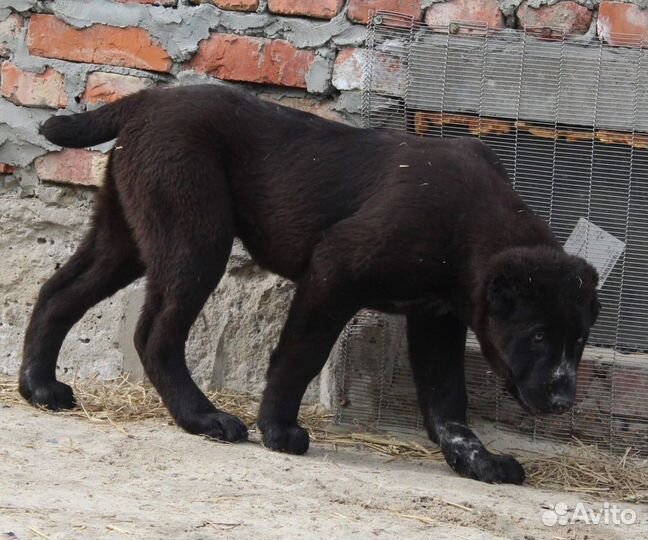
(447, 447), (525, 485)
(438, 422), (525, 484)
(19, 379), (76, 411)
(182, 411), (249, 442)
(261, 423), (310, 455)
(471, 453), (525, 485)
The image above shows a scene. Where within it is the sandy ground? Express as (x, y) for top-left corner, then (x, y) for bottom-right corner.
(1, 403), (646, 540)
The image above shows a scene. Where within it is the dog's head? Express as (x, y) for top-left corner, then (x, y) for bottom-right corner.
(475, 247), (600, 415)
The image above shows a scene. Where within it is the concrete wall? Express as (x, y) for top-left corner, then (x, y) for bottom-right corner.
(1, 0), (647, 402)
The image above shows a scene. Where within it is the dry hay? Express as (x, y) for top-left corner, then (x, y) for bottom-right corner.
(1, 376), (647, 501)
(521, 443), (648, 503)
(0, 376), (328, 436)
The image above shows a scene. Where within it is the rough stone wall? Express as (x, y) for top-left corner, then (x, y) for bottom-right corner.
(1, 0), (648, 402)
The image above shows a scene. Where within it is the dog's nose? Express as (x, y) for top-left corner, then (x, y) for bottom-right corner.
(549, 393), (574, 413)
(549, 360), (577, 413)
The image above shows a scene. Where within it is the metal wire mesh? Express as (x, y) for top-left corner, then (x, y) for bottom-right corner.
(332, 12), (648, 455)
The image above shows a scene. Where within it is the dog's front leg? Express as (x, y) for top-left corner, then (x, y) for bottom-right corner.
(406, 310), (525, 484)
(257, 266), (359, 455)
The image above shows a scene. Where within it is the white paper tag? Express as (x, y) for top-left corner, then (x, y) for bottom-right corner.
(563, 218), (626, 289)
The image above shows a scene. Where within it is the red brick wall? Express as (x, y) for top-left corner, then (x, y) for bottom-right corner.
(1, 1), (647, 185)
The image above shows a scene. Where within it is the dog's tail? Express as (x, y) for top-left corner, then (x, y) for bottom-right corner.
(39, 91), (148, 148)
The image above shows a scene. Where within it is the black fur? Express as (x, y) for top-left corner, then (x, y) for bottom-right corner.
(21, 84), (600, 484)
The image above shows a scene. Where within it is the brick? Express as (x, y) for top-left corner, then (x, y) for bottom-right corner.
(116, 0), (177, 5)
(0, 163), (16, 174)
(0, 62), (67, 109)
(598, 1), (648, 46)
(189, 0), (259, 11)
(36, 149), (108, 187)
(425, 0), (505, 29)
(27, 15), (172, 73)
(332, 48), (365, 90)
(332, 48), (405, 95)
(268, 0), (344, 20)
(261, 95), (349, 123)
(517, 1), (592, 35)
(347, 0), (422, 25)
(189, 34), (315, 89)
(83, 72), (154, 105)
(0, 13), (23, 56)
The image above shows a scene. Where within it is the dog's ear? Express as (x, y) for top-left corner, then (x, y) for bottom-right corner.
(568, 257), (599, 292)
(486, 276), (518, 320)
(565, 256), (600, 323)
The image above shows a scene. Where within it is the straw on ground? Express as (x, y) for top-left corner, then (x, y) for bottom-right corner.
(1, 376), (646, 501)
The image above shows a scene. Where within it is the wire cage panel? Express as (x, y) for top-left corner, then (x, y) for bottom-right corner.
(333, 12), (648, 455)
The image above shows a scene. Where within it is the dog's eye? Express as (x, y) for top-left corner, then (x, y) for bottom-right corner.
(533, 331), (545, 343)
(576, 336), (585, 345)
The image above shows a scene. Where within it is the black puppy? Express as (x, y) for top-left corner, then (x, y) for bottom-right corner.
(20, 84), (599, 484)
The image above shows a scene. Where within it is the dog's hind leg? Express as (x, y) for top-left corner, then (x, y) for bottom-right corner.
(128, 171), (247, 442)
(19, 176), (144, 410)
(134, 254), (249, 442)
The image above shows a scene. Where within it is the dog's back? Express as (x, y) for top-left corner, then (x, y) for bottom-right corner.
(41, 84), (528, 279)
